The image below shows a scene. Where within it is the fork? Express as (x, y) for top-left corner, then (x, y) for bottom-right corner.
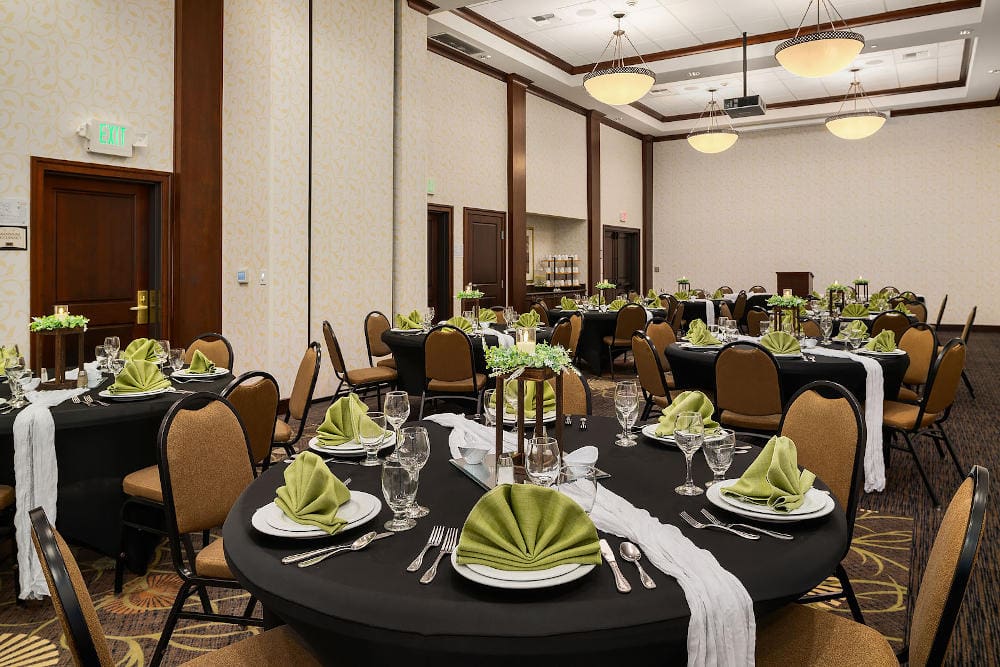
(679, 511), (759, 540)
(71, 395), (92, 408)
(419, 527), (458, 584)
(700, 509), (793, 540)
(406, 525), (445, 572)
(83, 395), (110, 407)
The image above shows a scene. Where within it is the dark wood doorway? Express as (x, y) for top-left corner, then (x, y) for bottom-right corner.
(427, 204), (454, 319)
(602, 226), (640, 294)
(463, 207), (507, 308)
(30, 157), (172, 367)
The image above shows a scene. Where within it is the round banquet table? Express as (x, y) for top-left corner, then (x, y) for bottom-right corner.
(382, 326), (553, 394)
(546, 308), (667, 373)
(666, 342), (909, 403)
(223, 416), (849, 666)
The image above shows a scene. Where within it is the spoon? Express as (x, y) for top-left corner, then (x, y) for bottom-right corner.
(619, 542), (656, 589)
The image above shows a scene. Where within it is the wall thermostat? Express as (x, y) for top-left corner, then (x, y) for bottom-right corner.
(236, 269), (249, 284)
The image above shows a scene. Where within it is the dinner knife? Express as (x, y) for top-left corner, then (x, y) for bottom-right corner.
(282, 531), (391, 565)
(599, 539), (631, 593)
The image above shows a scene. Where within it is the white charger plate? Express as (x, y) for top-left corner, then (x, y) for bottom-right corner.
(706, 480), (835, 523)
(250, 491), (381, 538)
(855, 348), (906, 356)
(98, 387), (173, 401)
(641, 423), (727, 447)
(679, 343), (723, 351)
(502, 410), (557, 425)
(390, 328), (424, 334)
(308, 431), (396, 456)
(451, 552), (595, 589)
(772, 352), (804, 358)
(172, 367), (230, 378)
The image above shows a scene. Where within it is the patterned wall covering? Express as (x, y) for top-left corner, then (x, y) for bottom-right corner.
(600, 124), (644, 278)
(652, 108), (1000, 323)
(525, 94), (587, 220)
(0, 0), (174, 356)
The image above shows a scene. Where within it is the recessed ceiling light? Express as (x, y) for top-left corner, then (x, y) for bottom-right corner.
(684, 85), (698, 91)
(478, 53), (491, 59)
(959, 29), (973, 36)
(989, 68), (1000, 74)
(576, 8), (597, 17)
(866, 59), (883, 66)
(687, 71), (700, 77)
(868, 44), (878, 49)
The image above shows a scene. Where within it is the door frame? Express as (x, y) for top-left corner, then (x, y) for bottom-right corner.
(30, 157), (174, 361)
(602, 224), (641, 290)
(428, 203), (454, 315)
(462, 207), (507, 305)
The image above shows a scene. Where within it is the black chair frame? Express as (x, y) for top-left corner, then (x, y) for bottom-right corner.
(223, 370), (281, 471)
(326, 321), (393, 405)
(607, 303), (646, 380)
(633, 331), (672, 421)
(363, 310), (393, 367)
(276, 342), (322, 459)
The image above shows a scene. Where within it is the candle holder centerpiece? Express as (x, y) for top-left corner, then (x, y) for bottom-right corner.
(767, 294), (805, 336)
(594, 280), (616, 307)
(456, 285), (485, 328)
(826, 282), (847, 315)
(852, 277), (869, 303)
(677, 276), (691, 293)
(29, 309), (90, 389)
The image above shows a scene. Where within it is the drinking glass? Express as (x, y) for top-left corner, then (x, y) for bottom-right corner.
(703, 429), (736, 487)
(525, 436), (561, 487)
(838, 321), (851, 343)
(4, 356), (26, 408)
(726, 320), (738, 340)
(355, 410), (388, 467)
(820, 315), (833, 344)
(94, 345), (107, 371)
(613, 380), (639, 447)
(396, 426), (431, 517)
(462, 310), (475, 323)
(157, 340), (170, 364)
(673, 411), (705, 496)
(557, 464), (597, 514)
(103, 336), (121, 362)
(708, 324), (720, 337)
(758, 321), (771, 337)
(107, 356), (125, 376)
(847, 331), (865, 352)
(422, 308), (434, 331)
(482, 389), (497, 427)
(717, 317), (729, 335)
(381, 459), (417, 532)
(170, 348), (185, 372)
(383, 390), (410, 460)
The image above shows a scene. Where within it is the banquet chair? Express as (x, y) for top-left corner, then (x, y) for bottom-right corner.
(644, 318), (676, 369)
(566, 311), (583, 359)
(881, 285), (899, 296)
(692, 288), (707, 299)
(956, 306), (976, 398)
(883, 339), (966, 507)
(800, 318), (822, 339)
(632, 332), (675, 420)
(151, 392), (263, 666)
(748, 285), (767, 294)
(603, 303), (646, 379)
(184, 332), (234, 369)
(746, 308), (769, 337)
(550, 317), (572, 350)
(757, 465), (988, 667)
(731, 291), (748, 331)
(363, 310), (396, 369)
(419, 325), (485, 418)
(779, 381), (866, 623)
(491, 306), (507, 326)
(714, 342), (783, 433)
(662, 294), (679, 321)
(897, 324), (937, 403)
(870, 311), (910, 340)
(669, 303), (685, 334)
(530, 301), (550, 326)
(31, 507), (320, 667)
(272, 342), (322, 459)
(0, 487), (17, 602)
(717, 285), (733, 295)
(324, 320), (397, 404)
(933, 294), (948, 331)
(719, 302), (733, 320)
(546, 368), (592, 415)
(223, 371), (280, 471)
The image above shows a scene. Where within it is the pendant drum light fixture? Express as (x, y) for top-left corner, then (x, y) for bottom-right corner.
(583, 12), (654, 106)
(687, 89), (738, 154)
(775, 0), (864, 78)
(825, 68), (887, 140)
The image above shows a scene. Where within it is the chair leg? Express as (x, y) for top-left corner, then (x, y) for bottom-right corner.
(837, 563), (865, 625)
(608, 346), (615, 380)
(902, 432), (940, 508)
(150, 580), (193, 667)
(418, 392), (427, 420)
(961, 369), (975, 399)
(114, 527), (127, 595)
(937, 426), (964, 477)
(196, 584), (214, 614)
(641, 396), (653, 421)
(202, 530), (210, 548)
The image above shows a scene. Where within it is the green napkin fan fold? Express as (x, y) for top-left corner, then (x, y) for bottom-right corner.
(188, 350), (216, 373)
(395, 310), (423, 330)
(759, 331), (800, 354)
(559, 297), (578, 310)
(123, 338), (161, 362)
(515, 312), (541, 328)
(656, 390), (719, 435)
(840, 303), (869, 318)
(316, 393), (381, 446)
(275, 451), (352, 533)
(445, 316), (474, 333)
(865, 330), (896, 352)
(720, 436), (815, 512)
(110, 360), (171, 394)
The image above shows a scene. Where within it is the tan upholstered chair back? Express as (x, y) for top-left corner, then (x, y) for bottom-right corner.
(162, 397), (254, 534)
(614, 304), (647, 341)
(224, 373), (280, 466)
(644, 320), (676, 368)
(322, 320), (347, 375)
(924, 341), (966, 416)
(715, 344), (782, 416)
(732, 291), (748, 322)
(550, 319), (572, 349)
(567, 312), (583, 355)
(632, 333), (668, 399)
(491, 306), (506, 326)
(670, 303), (684, 333)
(289, 344), (320, 421)
(801, 319), (822, 339)
(749, 285), (767, 294)
(718, 286), (733, 295)
(934, 294), (948, 329)
(908, 468), (988, 666)
(31, 510), (114, 667)
(425, 326), (473, 383)
(530, 302), (550, 326)
(900, 325), (936, 386)
(747, 309), (768, 336)
(719, 303), (733, 320)
(961, 306), (976, 343)
(663, 294), (678, 320)
(365, 311), (392, 359)
(547, 368), (590, 415)
(184, 334), (232, 369)
(692, 289), (706, 298)
(909, 302), (928, 323)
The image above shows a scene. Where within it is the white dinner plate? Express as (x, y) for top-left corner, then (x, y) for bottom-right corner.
(502, 410), (557, 425)
(706, 480), (835, 523)
(308, 431), (396, 456)
(390, 328), (424, 334)
(679, 343), (723, 351)
(250, 492), (381, 538)
(98, 387), (174, 401)
(466, 561), (581, 582)
(172, 367), (230, 378)
(451, 552), (595, 589)
(855, 348), (906, 356)
(771, 352), (803, 358)
(640, 423), (727, 447)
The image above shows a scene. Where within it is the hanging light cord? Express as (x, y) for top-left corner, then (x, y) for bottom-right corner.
(689, 90), (734, 135)
(835, 71), (881, 115)
(589, 14), (648, 74)
(792, 0), (850, 38)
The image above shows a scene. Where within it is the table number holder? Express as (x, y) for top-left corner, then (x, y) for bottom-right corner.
(33, 327), (85, 390)
(495, 367), (564, 478)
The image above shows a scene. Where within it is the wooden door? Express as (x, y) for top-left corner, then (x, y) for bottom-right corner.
(602, 226), (640, 293)
(427, 204), (454, 319)
(32, 170), (158, 367)
(463, 208), (506, 307)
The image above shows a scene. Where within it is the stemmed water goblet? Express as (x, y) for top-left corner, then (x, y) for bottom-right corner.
(674, 411), (705, 496)
(525, 436), (561, 487)
(703, 429), (736, 487)
(396, 426), (430, 518)
(170, 348), (185, 372)
(157, 340), (170, 366)
(94, 345), (107, 372)
(725, 320), (738, 340)
(103, 336), (121, 364)
(422, 307), (435, 330)
(613, 380), (639, 447)
(355, 410), (388, 467)
(758, 320), (771, 337)
(383, 390), (410, 461)
(381, 459), (417, 532)
(482, 389), (497, 427)
(819, 314), (833, 345)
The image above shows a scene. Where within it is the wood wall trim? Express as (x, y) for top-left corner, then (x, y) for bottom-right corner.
(173, 0), (223, 349)
(406, 0), (437, 16)
(641, 136), (653, 291)
(892, 87), (1000, 117)
(585, 110), (603, 286)
(527, 85), (585, 115)
(428, 203), (454, 309)
(507, 74), (529, 309)
(452, 7), (576, 75)
(427, 39), (507, 82)
(601, 117), (645, 141)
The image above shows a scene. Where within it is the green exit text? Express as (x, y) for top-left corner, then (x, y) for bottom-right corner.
(99, 123), (127, 146)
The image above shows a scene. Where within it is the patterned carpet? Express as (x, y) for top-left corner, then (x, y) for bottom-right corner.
(0, 333), (994, 665)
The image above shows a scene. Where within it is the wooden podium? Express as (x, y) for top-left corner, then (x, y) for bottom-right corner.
(776, 272), (814, 297)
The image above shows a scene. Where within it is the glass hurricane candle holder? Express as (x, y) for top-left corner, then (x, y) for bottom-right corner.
(515, 326), (537, 354)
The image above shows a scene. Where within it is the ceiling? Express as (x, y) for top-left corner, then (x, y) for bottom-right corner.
(425, 0), (1000, 136)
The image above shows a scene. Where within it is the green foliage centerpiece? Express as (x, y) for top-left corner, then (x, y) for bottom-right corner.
(594, 279), (616, 306)
(456, 285), (485, 327)
(29, 311), (90, 389)
(767, 294), (805, 336)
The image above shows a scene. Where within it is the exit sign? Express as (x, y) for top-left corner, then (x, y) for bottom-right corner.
(79, 119), (136, 157)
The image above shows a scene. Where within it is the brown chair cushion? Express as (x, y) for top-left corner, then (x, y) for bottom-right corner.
(185, 626), (320, 666)
(123, 466), (163, 503)
(602, 335), (632, 347)
(273, 419), (293, 444)
(883, 401), (937, 430)
(376, 357), (396, 369)
(720, 410), (781, 431)
(195, 538), (233, 579)
(896, 386), (921, 403)
(755, 604), (897, 666)
(428, 374), (487, 393)
(0, 485), (14, 511)
(346, 366), (397, 385)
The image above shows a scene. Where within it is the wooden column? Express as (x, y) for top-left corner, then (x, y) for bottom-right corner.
(172, 0), (223, 346)
(507, 74), (530, 309)
(586, 110), (603, 286)
(642, 134), (653, 291)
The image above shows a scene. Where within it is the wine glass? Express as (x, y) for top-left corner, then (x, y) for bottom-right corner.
(758, 321), (771, 337)
(482, 389), (497, 427)
(157, 340), (170, 365)
(703, 429), (735, 487)
(525, 436), (561, 487)
(381, 459), (417, 532)
(613, 380), (639, 447)
(94, 345), (107, 371)
(819, 314), (833, 344)
(169, 348), (185, 372)
(103, 336), (121, 362)
(673, 411), (705, 496)
(726, 320), (738, 340)
(397, 426), (430, 518)
(355, 410), (388, 467)
(383, 390), (410, 461)
(847, 329), (865, 353)
(557, 464), (597, 514)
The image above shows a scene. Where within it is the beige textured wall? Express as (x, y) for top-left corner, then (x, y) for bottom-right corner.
(526, 94), (587, 220)
(600, 124), (644, 280)
(652, 107), (1000, 324)
(527, 214), (588, 286)
(0, 0), (174, 356)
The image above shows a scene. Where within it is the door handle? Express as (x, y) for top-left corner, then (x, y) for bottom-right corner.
(130, 290), (149, 324)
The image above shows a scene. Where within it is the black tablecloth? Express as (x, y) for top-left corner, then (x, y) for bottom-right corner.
(546, 308), (667, 373)
(0, 372), (231, 560)
(666, 342), (909, 403)
(223, 416), (847, 665)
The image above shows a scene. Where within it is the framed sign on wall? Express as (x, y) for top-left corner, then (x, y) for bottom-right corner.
(0, 226), (27, 250)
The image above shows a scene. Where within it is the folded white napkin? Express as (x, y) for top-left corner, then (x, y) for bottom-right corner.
(563, 445), (598, 467)
(486, 331), (515, 348)
(423, 413), (516, 460)
(692, 299), (716, 327)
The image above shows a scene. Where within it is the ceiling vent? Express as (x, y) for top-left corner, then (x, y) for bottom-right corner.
(429, 32), (483, 56)
(531, 13), (557, 25)
(902, 50), (930, 60)
(648, 87), (674, 96)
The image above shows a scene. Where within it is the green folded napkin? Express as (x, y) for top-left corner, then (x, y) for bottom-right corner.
(445, 315), (473, 333)
(109, 360), (171, 394)
(123, 338), (161, 362)
(656, 390), (719, 436)
(721, 436), (815, 512)
(0, 345), (19, 377)
(588, 294), (602, 306)
(674, 291), (690, 300)
(316, 393), (381, 446)
(645, 289), (662, 309)
(759, 331), (800, 354)
(835, 320), (869, 339)
(840, 303), (869, 318)
(490, 380), (556, 417)
(274, 451), (352, 534)
(894, 302), (911, 315)
(188, 349), (216, 373)
(456, 484), (601, 571)
(686, 319), (721, 346)
(477, 308), (496, 323)
(865, 329), (896, 352)
(559, 296), (578, 310)
(712, 289), (724, 299)
(395, 310), (423, 330)
(607, 298), (627, 311)
(515, 311), (540, 328)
